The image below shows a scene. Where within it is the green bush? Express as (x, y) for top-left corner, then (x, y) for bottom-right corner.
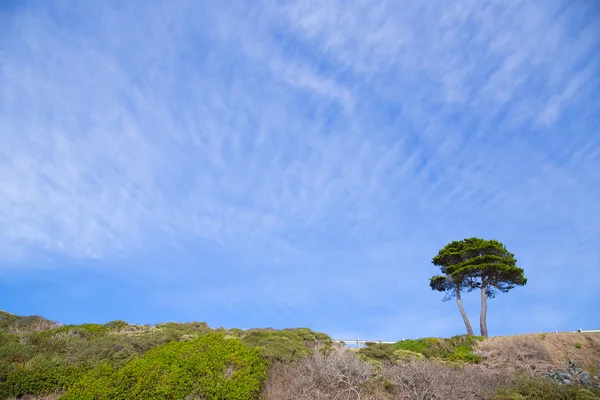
(240, 328), (330, 362)
(0, 311), (56, 334)
(40, 323), (109, 339)
(0, 313), (331, 398)
(392, 335), (483, 363)
(0, 336), (35, 363)
(0, 363), (88, 398)
(358, 336), (482, 363)
(105, 320), (129, 331)
(155, 321), (211, 335)
(0, 323), (198, 398)
(492, 376), (600, 400)
(391, 349), (425, 362)
(61, 333), (267, 400)
(358, 343), (395, 360)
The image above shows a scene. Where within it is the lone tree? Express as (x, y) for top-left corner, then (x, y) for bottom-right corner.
(431, 238), (527, 337)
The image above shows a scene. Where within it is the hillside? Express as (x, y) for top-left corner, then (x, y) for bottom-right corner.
(0, 310), (599, 399)
(476, 332), (600, 373)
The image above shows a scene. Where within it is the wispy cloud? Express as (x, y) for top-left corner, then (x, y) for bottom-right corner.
(1, 0), (598, 336)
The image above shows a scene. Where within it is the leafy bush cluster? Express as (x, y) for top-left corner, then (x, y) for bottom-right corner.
(0, 311), (56, 334)
(0, 311), (329, 399)
(240, 328), (331, 362)
(492, 375), (600, 400)
(62, 333), (267, 400)
(4, 310), (597, 400)
(359, 334), (483, 363)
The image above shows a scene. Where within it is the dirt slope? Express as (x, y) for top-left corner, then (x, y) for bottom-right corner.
(475, 331), (600, 373)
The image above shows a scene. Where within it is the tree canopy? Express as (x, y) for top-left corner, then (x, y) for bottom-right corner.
(431, 237), (527, 336)
(434, 238), (526, 297)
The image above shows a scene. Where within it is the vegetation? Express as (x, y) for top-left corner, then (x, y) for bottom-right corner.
(62, 333), (267, 400)
(1, 310), (598, 400)
(431, 238), (527, 337)
(0, 311), (328, 399)
(0, 311), (56, 334)
(239, 328), (331, 362)
(492, 375), (600, 400)
(359, 335), (484, 364)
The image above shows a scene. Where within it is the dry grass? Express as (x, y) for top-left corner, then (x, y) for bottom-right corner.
(262, 346), (377, 399)
(475, 332), (600, 373)
(262, 346), (512, 400)
(382, 361), (512, 400)
(263, 333), (600, 399)
(474, 334), (554, 372)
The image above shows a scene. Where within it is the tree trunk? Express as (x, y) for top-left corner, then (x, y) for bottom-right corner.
(480, 282), (488, 337)
(455, 287), (474, 335)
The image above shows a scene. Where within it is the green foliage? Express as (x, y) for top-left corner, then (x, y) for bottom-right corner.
(391, 349), (425, 362)
(541, 333), (548, 340)
(0, 311), (17, 329)
(358, 335), (483, 363)
(0, 310), (330, 398)
(62, 333), (267, 400)
(155, 321), (211, 334)
(359, 354), (383, 372)
(0, 311), (56, 334)
(228, 328), (245, 337)
(40, 323), (109, 339)
(429, 274), (469, 301)
(358, 343), (395, 360)
(575, 342), (583, 349)
(393, 335), (483, 363)
(105, 320), (129, 331)
(431, 238), (527, 336)
(240, 328), (331, 363)
(393, 337), (444, 356)
(492, 376), (600, 400)
(0, 361), (88, 398)
(433, 238), (527, 298)
(0, 321), (205, 397)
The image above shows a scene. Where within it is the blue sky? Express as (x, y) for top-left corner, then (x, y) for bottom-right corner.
(1, 0), (599, 340)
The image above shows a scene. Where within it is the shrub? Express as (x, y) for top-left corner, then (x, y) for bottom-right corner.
(391, 335), (483, 362)
(0, 337), (35, 363)
(358, 336), (482, 363)
(575, 342), (583, 349)
(61, 333), (267, 400)
(240, 328), (330, 363)
(40, 324), (109, 339)
(105, 320), (128, 331)
(358, 343), (395, 360)
(383, 360), (511, 400)
(262, 346), (375, 400)
(264, 348), (510, 400)
(154, 321), (210, 335)
(0, 363), (88, 398)
(0, 311), (56, 334)
(391, 349), (425, 362)
(492, 375), (600, 400)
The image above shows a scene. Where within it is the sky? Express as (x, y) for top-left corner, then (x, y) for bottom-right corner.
(1, 0), (599, 340)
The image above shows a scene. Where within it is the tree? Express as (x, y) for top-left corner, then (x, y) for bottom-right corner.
(433, 238), (527, 337)
(430, 273), (474, 336)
